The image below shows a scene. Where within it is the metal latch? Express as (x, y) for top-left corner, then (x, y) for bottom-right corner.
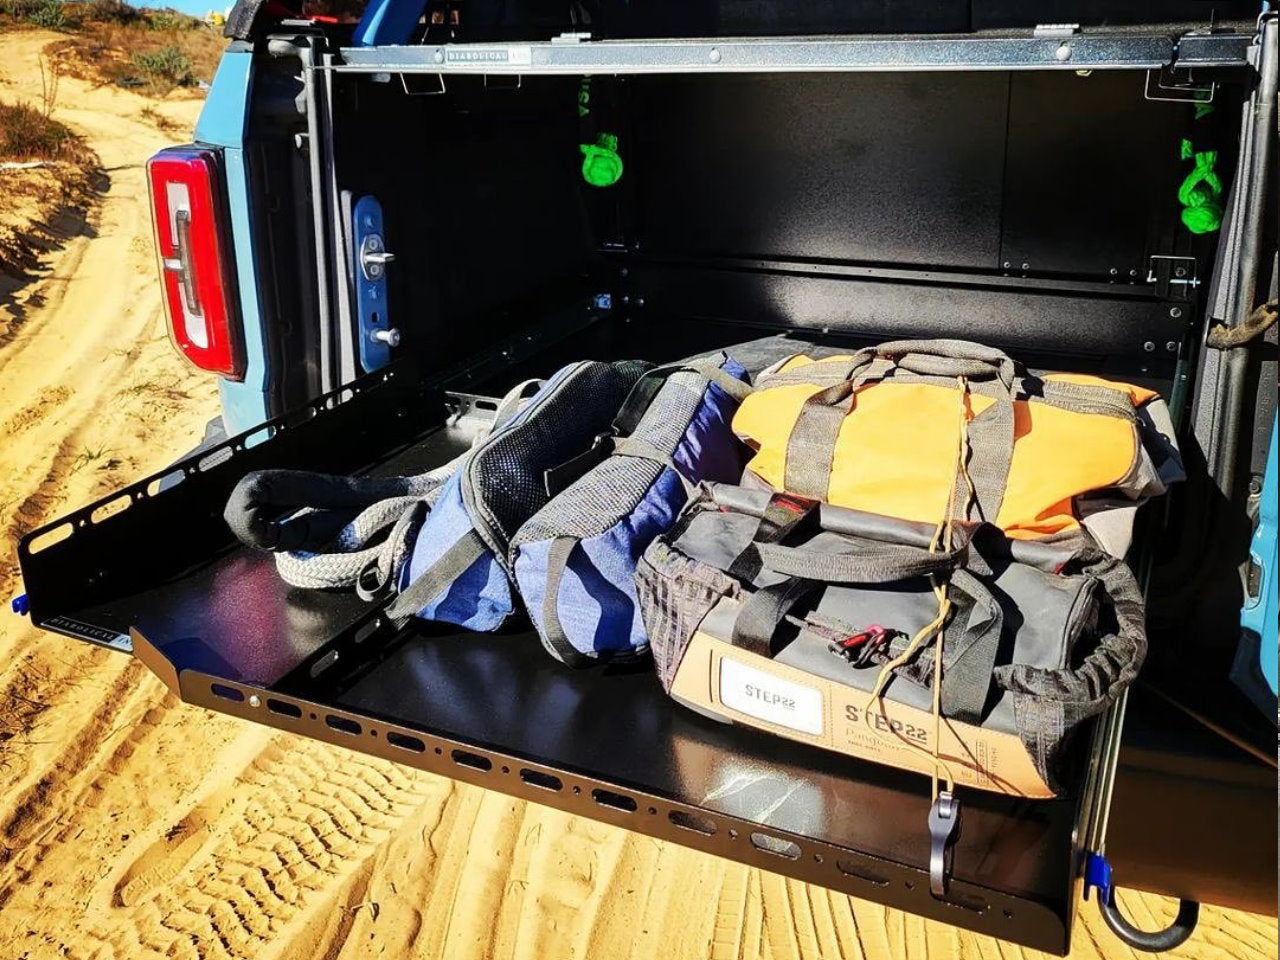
(351, 195), (399, 373)
(927, 790), (961, 898)
(1034, 23), (1080, 37)
(1144, 66), (1216, 104)
(1146, 255), (1199, 300)
(359, 233), (395, 281)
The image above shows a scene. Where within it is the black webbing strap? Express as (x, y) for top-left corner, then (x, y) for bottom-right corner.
(729, 578), (821, 657)
(726, 493), (820, 583)
(613, 355), (750, 437)
(729, 543), (960, 655)
(538, 536), (593, 668)
(912, 567), (1003, 725)
(384, 528), (488, 629)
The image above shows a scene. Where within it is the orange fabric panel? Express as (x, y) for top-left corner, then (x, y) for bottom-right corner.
(734, 358), (1146, 537)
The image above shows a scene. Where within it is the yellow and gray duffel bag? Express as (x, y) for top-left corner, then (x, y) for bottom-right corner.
(633, 339), (1180, 897)
(733, 338), (1183, 555)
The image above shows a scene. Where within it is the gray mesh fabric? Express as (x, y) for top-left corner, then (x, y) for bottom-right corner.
(510, 367), (708, 551)
(469, 360), (646, 553)
(636, 538), (741, 690)
(513, 457), (664, 547)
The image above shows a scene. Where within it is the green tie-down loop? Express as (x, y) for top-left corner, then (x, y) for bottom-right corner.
(1178, 147), (1223, 234)
(581, 132), (623, 188)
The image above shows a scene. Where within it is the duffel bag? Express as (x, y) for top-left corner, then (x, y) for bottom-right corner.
(635, 483), (1147, 801)
(733, 339), (1183, 553)
(511, 353), (751, 667)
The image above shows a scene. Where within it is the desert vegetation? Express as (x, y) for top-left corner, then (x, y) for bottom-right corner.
(0, 0), (222, 94)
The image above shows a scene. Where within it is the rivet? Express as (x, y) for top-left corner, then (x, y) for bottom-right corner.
(1109, 268), (1119, 276)
(1055, 43), (1072, 62)
(709, 48), (721, 63)
(1170, 306), (1183, 318)
(1020, 262), (1029, 270)
(1143, 341), (1156, 352)
(248, 695), (261, 708)
(1129, 269), (1138, 277)
(1166, 341), (1178, 353)
(1175, 266), (1187, 278)
(1002, 261), (1011, 269)
(433, 50), (445, 64)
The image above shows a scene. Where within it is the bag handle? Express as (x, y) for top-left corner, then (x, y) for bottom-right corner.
(728, 563), (1000, 724)
(613, 354), (750, 437)
(994, 549), (1146, 718)
(729, 539), (962, 654)
(871, 339), (1017, 390)
(782, 339), (1018, 524)
(754, 540), (963, 584)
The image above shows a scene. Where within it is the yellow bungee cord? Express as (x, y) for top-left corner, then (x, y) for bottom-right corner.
(863, 375), (975, 802)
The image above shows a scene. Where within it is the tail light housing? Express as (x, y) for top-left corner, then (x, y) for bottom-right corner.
(147, 146), (244, 380)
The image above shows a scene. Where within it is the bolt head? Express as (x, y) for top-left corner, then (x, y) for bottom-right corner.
(1143, 341), (1156, 352)
(248, 695), (261, 708)
(1166, 341), (1178, 352)
(1170, 306), (1183, 319)
(1109, 268), (1119, 276)
(1175, 266), (1187, 277)
(433, 50), (445, 64)
(1002, 261), (1011, 269)
(1055, 42), (1072, 61)
(709, 48), (721, 63)
(1021, 262), (1029, 270)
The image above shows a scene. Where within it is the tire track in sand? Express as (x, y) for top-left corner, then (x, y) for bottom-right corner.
(79, 740), (435, 960)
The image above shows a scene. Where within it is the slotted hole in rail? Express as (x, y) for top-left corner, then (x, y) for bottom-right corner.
(451, 749), (492, 772)
(198, 447), (233, 472)
(591, 789), (637, 813)
(90, 494), (131, 525)
(27, 522), (73, 554)
(266, 698), (302, 718)
(210, 683), (245, 703)
(750, 833), (801, 859)
(941, 891), (989, 914)
(519, 769), (562, 792)
(146, 469), (185, 496)
(325, 714), (361, 735)
(309, 650), (339, 678)
(668, 810), (717, 836)
(836, 859), (891, 887)
(386, 731), (425, 753)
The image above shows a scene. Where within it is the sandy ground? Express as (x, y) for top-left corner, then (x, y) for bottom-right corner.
(0, 29), (1275, 960)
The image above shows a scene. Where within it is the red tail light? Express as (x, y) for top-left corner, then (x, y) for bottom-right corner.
(147, 146), (244, 380)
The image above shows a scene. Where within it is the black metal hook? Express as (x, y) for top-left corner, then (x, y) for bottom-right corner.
(1085, 852), (1200, 952)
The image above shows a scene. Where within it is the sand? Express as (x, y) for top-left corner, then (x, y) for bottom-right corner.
(0, 29), (1275, 960)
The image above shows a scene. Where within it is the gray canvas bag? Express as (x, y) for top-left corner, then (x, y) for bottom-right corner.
(635, 483), (1147, 795)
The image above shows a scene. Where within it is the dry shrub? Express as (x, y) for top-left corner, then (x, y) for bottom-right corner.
(13, 4), (224, 97)
(0, 100), (74, 161)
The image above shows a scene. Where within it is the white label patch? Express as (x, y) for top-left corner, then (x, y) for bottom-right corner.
(719, 658), (823, 736)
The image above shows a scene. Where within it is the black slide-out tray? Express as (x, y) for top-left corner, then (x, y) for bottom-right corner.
(17, 362), (1091, 953)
